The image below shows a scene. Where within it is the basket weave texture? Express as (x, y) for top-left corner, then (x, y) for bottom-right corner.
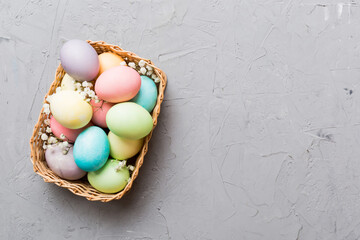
(29, 40), (167, 202)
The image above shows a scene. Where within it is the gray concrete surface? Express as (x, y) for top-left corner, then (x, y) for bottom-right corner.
(2, 0), (360, 239)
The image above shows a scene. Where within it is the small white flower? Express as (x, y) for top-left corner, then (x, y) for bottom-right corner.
(62, 150), (68, 155)
(41, 134), (48, 141)
(82, 81), (89, 87)
(84, 87), (91, 92)
(42, 144), (47, 150)
(75, 83), (82, 90)
(38, 131), (43, 136)
(120, 61), (127, 66)
(43, 108), (50, 115)
(151, 73), (157, 79)
(43, 103), (50, 110)
(128, 165), (135, 171)
(46, 127), (52, 133)
(62, 141), (69, 147)
(95, 99), (100, 103)
(128, 62), (136, 69)
(86, 98), (90, 102)
(146, 70), (153, 76)
(60, 134), (66, 140)
(48, 136), (57, 144)
(88, 90), (95, 98)
(140, 67), (147, 75)
(154, 77), (160, 83)
(44, 119), (50, 125)
(146, 65), (153, 71)
(138, 60), (146, 67)
(56, 87), (62, 93)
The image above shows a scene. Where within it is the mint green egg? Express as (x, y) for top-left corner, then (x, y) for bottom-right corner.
(106, 102), (153, 140)
(130, 76), (158, 112)
(88, 159), (130, 193)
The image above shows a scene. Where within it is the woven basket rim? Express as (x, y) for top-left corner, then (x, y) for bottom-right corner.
(29, 40), (167, 202)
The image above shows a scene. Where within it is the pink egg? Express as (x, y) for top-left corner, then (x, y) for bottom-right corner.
(94, 66), (141, 103)
(50, 116), (93, 142)
(90, 100), (114, 128)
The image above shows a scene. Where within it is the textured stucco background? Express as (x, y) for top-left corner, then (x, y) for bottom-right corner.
(2, 0), (360, 239)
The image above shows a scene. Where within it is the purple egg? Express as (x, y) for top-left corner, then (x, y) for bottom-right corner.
(45, 143), (87, 180)
(60, 39), (99, 82)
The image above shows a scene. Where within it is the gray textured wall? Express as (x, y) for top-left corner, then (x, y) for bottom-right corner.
(2, 0), (360, 239)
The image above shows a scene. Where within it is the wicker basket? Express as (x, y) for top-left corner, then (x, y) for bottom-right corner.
(29, 40), (167, 202)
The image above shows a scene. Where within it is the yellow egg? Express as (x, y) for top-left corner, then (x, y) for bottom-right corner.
(48, 91), (92, 129)
(108, 131), (144, 160)
(98, 52), (125, 75)
(61, 73), (76, 91)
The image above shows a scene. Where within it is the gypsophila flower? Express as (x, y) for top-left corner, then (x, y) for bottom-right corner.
(84, 87), (91, 92)
(75, 83), (82, 90)
(43, 108), (50, 115)
(120, 61), (126, 66)
(88, 90), (95, 98)
(46, 127), (52, 133)
(56, 87), (62, 93)
(146, 70), (153, 76)
(43, 143), (47, 150)
(95, 99), (100, 103)
(43, 103), (50, 110)
(38, 131), (43, 136)
(62, 150), (68, 155)
(62, 141), (69, 147)
(44, 119), (50, 125)
(140, 67), (147, 75)
(60, 134), (66, 140)
(41, 133), (48, 141)
(79, 92), (87, 99)
(86, 98), (90, 102)
(128, 165), (135, 171)
(146, 65), (153, 71)
(151, 73), (157, 79)
(48, 136), (58, 144)
(82, 81), (89, 87)
(138, 60), (146, 67)
(128, 62), (136, 69)
(154, 77), (160, 83)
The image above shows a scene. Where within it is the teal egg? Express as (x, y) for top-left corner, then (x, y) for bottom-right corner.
(130, 76), (158, 112)
(73, 126), (110, 172)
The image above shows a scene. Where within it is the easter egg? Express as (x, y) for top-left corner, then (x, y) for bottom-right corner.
(90, 99), (114, 128)
(95, 66), (141, 103)
(50, 116), (92, 143)
(61, 73), (76, 91)
(108, 131), (144, 160)
(60, 39), (99, 82)
(45, 143), (86, 180)
(73, 126), (110, 172)
(88, 159), (130, 193)
(130, 76), (158, 112)
(98, 52), (125, 75)
(106, 102), (153, 139)
(48, 91), (92, 129)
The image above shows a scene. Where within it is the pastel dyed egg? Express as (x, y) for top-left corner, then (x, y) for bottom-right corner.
(60, 39), (99, 82)
(98, 52), (125, 75)
(50, 116), (92, 143)
(60, 73), (76, 91)
(73, 126), (110, 172)
(106, 102), (153, 139)
(95, 66), (141, 103)
(45, 143), (86, 180)
(108, 131), (144, 160)
(90, 99), (114, 128)
(130, 76), (158, 112)
(48, 91), (92, 129)
(88, 159), (130, 193)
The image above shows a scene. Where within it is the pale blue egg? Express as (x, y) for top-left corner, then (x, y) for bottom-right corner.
(73, 126), (110, 172)
(130, 76), (158, 112)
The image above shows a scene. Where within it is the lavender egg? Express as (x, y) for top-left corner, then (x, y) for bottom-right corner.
(45, 143), (86, 180)
(60, 39), (99, 82)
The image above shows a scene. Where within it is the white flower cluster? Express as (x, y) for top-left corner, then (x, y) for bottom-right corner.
(75, 81), (99, 103)
(38, 120), (70, 154)
(127, 59), (160, 83)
